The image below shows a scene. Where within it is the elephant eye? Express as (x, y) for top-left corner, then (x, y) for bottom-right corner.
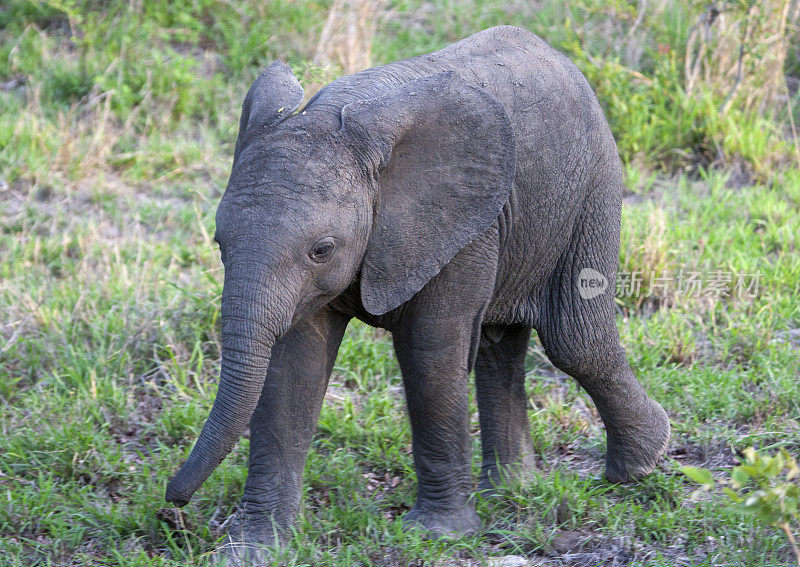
(309, 238), (336, 263)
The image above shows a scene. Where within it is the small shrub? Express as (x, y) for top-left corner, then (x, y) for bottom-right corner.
(683, 447), (800, 565)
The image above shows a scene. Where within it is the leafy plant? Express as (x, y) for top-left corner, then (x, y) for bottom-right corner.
(683, 447), (800, 565)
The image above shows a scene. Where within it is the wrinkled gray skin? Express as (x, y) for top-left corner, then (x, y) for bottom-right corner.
(165, 26), (670, 556)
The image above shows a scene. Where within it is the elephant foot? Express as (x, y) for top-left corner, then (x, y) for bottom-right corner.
(212, 510), (282, 566)
(604, 398), (670, 483)
(403, 502), (482, 539)
(211, 542), (273, 567)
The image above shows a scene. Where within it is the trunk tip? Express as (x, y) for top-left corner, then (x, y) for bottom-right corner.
(165, 477), (192, 508)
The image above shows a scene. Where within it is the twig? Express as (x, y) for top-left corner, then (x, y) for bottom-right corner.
(324, 391), (346, 403)
(626, 0), (648, 40)
(313, 0), (345, 66)
(177, 508), (196, 564)
(583, 51), (653, 85)
(0, 468), (35, 486)
(719, 19), (748, 115)
(685, 5), (720, 96)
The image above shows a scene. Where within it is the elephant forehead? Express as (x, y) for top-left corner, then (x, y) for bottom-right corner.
(217, 197), (312, 230)
(215, 191), (364, 243)
(228, 160), (353, 200)
(230, 128), (359, 194)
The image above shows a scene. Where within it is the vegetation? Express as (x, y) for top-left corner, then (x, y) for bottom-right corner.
(684, 448), (800, 565)
(1, 0), (798, 564)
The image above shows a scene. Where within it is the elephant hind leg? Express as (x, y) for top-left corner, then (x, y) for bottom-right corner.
(475, 325), (536, 491)
(535, 209), (669, 483)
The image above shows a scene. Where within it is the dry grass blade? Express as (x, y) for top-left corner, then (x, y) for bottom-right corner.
(684, 0), (800, 117)
(314, 0), (387, 74)
(306, 0), (387, 100)
(0, 316), (31, 356)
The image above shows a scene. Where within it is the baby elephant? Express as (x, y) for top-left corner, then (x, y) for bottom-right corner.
(165, 25), (670, 550)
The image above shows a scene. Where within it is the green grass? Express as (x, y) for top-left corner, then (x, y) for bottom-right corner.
(1, 0), (799, 565)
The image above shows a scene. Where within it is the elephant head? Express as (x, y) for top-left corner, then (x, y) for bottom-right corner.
(165, 61), (516, 506)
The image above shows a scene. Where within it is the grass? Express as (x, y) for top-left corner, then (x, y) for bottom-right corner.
(1, 0), (799, 565)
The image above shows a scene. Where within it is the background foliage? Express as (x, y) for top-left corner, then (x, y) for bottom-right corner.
(1, 0), (799, 565)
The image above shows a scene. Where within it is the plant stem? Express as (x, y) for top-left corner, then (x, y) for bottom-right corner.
(779, 522), (800, 566)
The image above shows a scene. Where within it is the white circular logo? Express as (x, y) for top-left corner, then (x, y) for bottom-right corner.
(577, 268), (608, 299)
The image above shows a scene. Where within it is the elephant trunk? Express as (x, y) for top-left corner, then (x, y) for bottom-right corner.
(165, 270), (289, 507)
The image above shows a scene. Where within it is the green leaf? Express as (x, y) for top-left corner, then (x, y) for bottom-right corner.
(722, 487), (744, 503)
(764, 453), (785, 478)
(731, 466), (751, 489)
(681, 466), (715, 488)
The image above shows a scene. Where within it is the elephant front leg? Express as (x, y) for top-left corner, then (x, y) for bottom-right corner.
(222, 307), (349, 556)
(392, 319), (483, 539)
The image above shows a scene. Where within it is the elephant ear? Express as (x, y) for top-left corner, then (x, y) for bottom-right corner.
(233, 61), (305, 163)
(341, 71), (516, 316)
